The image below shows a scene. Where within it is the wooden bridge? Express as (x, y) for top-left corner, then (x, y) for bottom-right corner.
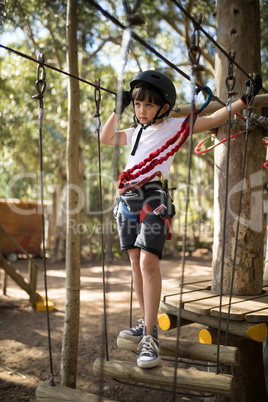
(159, 275), (268, 343)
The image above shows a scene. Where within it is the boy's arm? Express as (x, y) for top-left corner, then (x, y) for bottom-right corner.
(193, 99), (246, 134)
(193, 75), (262, 134)
(100, 112), (127, 145)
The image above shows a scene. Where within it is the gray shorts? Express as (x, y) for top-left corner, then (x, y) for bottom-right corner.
(115, 182), (175, 259)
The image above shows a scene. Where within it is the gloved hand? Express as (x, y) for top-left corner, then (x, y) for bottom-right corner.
(114, 90), (132, 114)
(241, 74), (262, 105)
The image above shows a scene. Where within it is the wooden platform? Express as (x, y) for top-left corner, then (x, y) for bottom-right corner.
(36, 381), (115, 401)
(93, 358), (235, 397)
(117, 336), (240, 366)
(160, 275), (268, 342)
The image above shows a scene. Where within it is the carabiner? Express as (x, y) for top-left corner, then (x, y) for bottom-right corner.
(195, 86), (213, 114)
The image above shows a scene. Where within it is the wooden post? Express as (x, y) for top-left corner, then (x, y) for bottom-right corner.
(0, 226), (7, 295)
(60, 0), (81, 389)
(206, 338), (266, 402)
(212, 0), (263, 295)
(3, 271), (8, 296)
(210, 1), (266, 400)
(28, 259), (38, 308)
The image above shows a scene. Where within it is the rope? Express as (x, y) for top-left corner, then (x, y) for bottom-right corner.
(195, 132), (242, 154)
(0, 44), (116, 96)
(224, 93), (254, 347)
(94, 80), (110, 363)
(172, 21), (204, 399)
(32, 53), (55, 387)
(170, 0), (268, 92)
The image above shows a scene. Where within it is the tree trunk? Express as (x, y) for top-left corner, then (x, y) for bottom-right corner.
(60, 0), (81, 388)
(212, 0), (263, 295)
(211, 1), (266, 400)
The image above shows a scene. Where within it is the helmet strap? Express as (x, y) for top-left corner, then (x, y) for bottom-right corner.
(131, 102), (168, 156)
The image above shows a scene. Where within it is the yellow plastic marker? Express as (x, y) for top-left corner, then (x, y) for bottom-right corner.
(159, 313), (172, 331)
(199, 328), (213, 344)
(36, 297), (54, 312)
(246, 322), (267, 343)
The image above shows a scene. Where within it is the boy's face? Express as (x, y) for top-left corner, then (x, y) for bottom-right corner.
(134, 97), (169, 125)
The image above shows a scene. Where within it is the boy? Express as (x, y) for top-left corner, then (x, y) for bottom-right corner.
(100, 70), (261, 368)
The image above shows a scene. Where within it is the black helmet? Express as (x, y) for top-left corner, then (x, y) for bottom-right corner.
(130, 70), (176, 112)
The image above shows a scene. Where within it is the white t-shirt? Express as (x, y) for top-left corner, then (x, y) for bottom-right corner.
(124, 117), (185, 183)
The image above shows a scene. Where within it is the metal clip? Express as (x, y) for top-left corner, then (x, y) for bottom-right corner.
(153, 204), (167, 217)
(94, 79), (101, 118)
(188, 14), (204, 72)
(225, 51), (237, 97)
(245, 74), (255, 109)
(123, 0), (144, 26)
(32, 53), (46, 106)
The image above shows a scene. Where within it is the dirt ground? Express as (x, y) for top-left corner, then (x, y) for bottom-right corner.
(0, 250), (213, 402)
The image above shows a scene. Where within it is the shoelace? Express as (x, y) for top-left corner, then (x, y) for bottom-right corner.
(133, 318), (144, 331)
(138, 335), (159, 355)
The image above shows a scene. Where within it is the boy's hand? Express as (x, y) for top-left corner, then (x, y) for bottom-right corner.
(114, 91), (132, 114)
(241, 75), (262, 105)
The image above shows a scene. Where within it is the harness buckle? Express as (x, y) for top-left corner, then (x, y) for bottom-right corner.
(153, 204), (167, 217)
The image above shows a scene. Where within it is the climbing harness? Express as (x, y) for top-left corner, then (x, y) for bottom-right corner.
(32, 54), (55, 387)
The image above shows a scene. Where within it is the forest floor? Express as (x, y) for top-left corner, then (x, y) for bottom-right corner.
(0, 250), (215, 401)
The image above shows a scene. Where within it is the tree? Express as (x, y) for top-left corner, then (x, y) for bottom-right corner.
(211, 0), (266, 400)
(60, 0), (81, 388)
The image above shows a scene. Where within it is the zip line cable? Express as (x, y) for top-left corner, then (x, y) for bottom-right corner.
(84, 0), (225, 107)
(85, 0), (267, 98)
(170, 0), (267, 91)
(0, 44), (116, 96)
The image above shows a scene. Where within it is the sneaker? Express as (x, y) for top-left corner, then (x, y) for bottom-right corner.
(118, 318), (144, 342)
(137, 326), (161, 368)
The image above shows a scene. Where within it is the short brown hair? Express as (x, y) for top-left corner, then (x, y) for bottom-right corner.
(132, 84), (165, 106)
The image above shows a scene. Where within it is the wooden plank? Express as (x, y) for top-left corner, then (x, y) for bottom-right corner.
(163, 289), (218, 306)
(162, 276), (211, 291)
(211, 295), (268, 321)
(162, 281), (211, 300)
(36, 381), (114, 401)
(160, 301), (267, 342)
(93, 358), (235, 397)
(245, 308), (268, 322)
(117, 337), (240, 366)
(184, 293), (260, 316)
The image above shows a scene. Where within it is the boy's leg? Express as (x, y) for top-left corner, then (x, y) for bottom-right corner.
(118, 248), (144, 342)
(128, 248), (144, 317)
(139, 249), (161, 335)
(136, 249), (162, 368)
